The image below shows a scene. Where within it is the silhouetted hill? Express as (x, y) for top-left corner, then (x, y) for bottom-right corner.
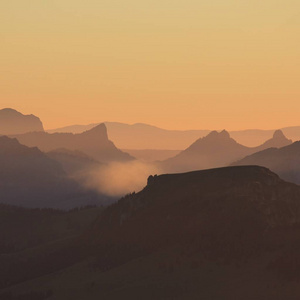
(0, 108), (44, 135)
(3, 166), (300, 299)
(0, 136), (112, 209)
(12, 124), (134, 163)
(232, 141), (300, 185)
(87, 166), (299, 251)
(161, 130), (292, 173)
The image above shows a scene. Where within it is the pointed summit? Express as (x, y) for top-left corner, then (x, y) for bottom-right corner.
(273, 129), (286, 140)
(257, 130), (292, 150)
(81, 123), (108, 140)
(219, 129), (230, 139)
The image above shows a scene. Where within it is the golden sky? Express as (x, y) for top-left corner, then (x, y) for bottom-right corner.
(1, 0), (299, 130)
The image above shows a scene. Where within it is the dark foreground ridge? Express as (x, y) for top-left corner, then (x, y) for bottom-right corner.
(2, 166), (300, 299)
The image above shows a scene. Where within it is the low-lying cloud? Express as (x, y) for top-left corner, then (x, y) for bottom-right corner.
(83, 161), (161, 197)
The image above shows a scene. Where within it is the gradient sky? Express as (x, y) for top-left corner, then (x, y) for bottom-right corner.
(1, 0), (299, 130)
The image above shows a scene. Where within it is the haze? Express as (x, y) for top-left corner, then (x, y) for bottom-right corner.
(1, 0), (299, 130)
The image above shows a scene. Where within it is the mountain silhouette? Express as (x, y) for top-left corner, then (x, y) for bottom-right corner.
(255, 129), (292, 150)
(12, 124), (134, 163)
(0, 136), (111, 208)
(232, 141), (300, 185)
(2, 166), (300, 299)
(48, 122), (211, 150)
(0, 108), (44, 135)
(161, 129), (292, 173)
(48, 121), (300, 149)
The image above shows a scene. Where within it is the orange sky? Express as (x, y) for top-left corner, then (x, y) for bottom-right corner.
(1, 0), (299, 130)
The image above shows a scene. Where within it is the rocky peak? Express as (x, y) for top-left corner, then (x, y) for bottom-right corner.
(273, 130), (287, 140)
(81, 123), (108, 140)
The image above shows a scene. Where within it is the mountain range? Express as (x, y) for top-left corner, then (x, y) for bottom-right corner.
(160, 129), (292, 173)
(48, 121), (300, 150)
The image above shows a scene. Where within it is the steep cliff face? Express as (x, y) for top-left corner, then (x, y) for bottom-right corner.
(0, 108), (44, 135)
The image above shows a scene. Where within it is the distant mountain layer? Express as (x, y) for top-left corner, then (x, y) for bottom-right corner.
(48, 122), (300, 149)
(232, 141), (300, 185)
(0, 108), (44, 135)
(12, 124), (134, 163)
(160, 129), (292, 173)
(0, 136), (112, 209)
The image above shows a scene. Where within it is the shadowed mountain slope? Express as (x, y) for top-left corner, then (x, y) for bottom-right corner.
(0, 136), (111, 209)
(0, 108), (44, 135)
(161, 129), (292, 173)
(233, 141), (300, 185)
(12, 124), (134, 163)
(47, 148), (102, 176)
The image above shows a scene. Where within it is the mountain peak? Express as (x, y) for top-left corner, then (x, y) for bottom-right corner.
(81, 123), (108, 139)
(220, 129), (230, 138)
(206, 129), (230, 140)
(273, 129), (287, 140)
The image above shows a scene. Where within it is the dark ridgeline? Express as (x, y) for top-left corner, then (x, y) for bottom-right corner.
(2, 166), (300, 299)
(233, 141), (300, 185)
(11, 124), (134, 163)
(0, 108), (44, 135)
(161, 129), (292, 173)
(0, 136), (112, 209)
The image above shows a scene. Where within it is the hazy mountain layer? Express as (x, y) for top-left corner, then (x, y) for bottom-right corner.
(0, 108), (44, 135)
(48, 121), (300, 149)
(12, 124), (134, 163)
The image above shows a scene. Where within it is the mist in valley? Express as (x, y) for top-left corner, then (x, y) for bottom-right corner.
(82, 160), (161, 197)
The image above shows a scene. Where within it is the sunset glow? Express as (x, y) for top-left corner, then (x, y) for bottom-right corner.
(1, 0), (299, 130)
